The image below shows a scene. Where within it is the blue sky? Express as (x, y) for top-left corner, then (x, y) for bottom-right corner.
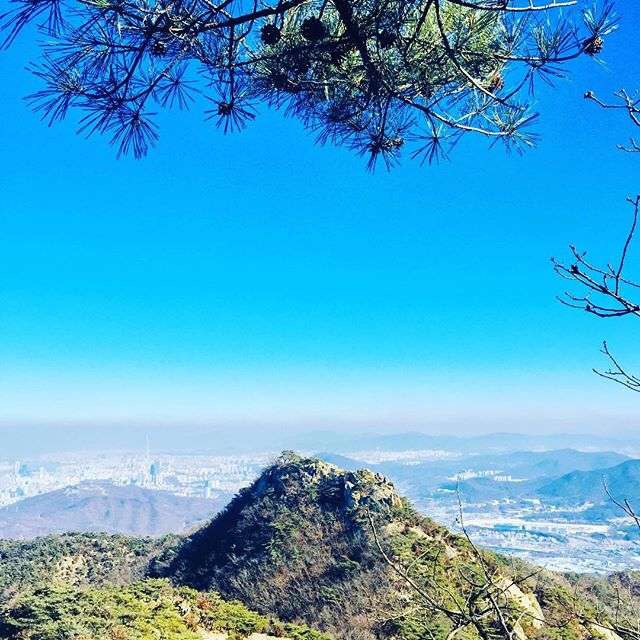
(1, 3), (639, 434)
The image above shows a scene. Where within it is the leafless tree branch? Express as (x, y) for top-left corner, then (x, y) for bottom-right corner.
(554, 88), (639, 389)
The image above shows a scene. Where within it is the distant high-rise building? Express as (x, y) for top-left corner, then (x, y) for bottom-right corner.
(149, 462), (161, 486)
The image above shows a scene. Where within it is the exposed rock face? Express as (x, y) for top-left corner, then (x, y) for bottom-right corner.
(588, 624), (625, 640)
(249, 454), (402, 512)
(496, 577), (545, 629)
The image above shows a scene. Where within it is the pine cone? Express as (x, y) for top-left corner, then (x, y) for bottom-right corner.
(217, 101), (233, 116)
(261, 23), (281, 45)
(150, 39), (167, 56)
(377, 29), (396, 49)
(583, 35), (604, 56)
(301, 16), (326, 42)
(488, 73), (504, 92)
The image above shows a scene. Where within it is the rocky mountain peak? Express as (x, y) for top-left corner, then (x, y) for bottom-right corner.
(250, 451), (404, 514)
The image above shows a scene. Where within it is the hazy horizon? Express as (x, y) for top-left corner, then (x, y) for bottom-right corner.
(2, 423), (640, 459)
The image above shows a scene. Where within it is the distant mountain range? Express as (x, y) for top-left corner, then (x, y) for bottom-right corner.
(324, 432), (639, 455)
(448, 450), (630, 501)
(2, 425), (639, 456)
(0, 481), (231, 539)
(499, 449), (630, 479)
(539, 459), (640, 505)
(320, 449), (631, 502)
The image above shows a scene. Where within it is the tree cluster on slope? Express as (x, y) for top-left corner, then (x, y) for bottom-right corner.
(0, 533), (176, 606)
(0, 578), (330, 640)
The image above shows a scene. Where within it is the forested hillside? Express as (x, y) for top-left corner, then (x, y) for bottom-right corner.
(1, 455), (638, 640)
(161, 454), (638, 640)
(0, 533), (175, 603)
(0, 578), (329, 640)
(539, 460), (640, 505)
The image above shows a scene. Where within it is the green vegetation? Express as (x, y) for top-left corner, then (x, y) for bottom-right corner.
(1, 454), (639, 640)
(0, 0), (613, 164)
(162, 452), (411, 636)
(163, 454), (639, 640)
(0, 533), (176, 604)
(0, 578), (330, 640)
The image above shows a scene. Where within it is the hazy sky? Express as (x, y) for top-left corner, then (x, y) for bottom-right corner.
(1, 3), (639, 435)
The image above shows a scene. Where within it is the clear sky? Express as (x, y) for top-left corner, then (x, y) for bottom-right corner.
(1, 3), (639, 436)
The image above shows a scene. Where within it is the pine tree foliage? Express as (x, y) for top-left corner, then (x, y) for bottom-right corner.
(0, 578), (330, 640)
(1, 0), (617, 165)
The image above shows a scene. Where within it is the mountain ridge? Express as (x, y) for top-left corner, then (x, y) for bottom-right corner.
(1, 453), (638, 640)
(0, 480), (231, 539)
(158, 452), (630, 640)
(538, 459), (640, 505)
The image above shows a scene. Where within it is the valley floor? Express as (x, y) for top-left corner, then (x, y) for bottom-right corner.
(419, 498), (640, 573)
